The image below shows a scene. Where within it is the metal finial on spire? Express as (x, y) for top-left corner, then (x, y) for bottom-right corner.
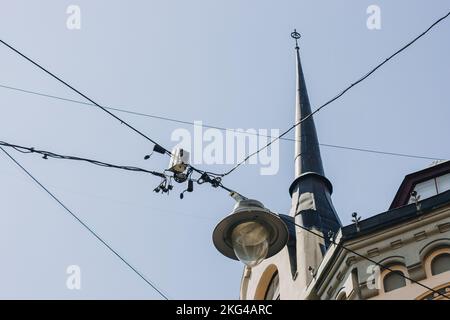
(291, 29), (301, 49)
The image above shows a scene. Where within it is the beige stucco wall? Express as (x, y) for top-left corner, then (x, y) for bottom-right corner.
(241, 213), (328, 300)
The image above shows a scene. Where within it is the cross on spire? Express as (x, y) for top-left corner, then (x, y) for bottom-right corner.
(291, 29), (301, 49)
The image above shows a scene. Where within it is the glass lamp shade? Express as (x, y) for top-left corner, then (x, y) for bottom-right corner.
(231, 221), (269, 267)
(212, 198), (289, 266)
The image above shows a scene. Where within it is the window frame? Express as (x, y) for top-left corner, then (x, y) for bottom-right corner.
(381, 265), (410, 293)
(264, 270), (280, 300)
(425, 247), (450, 277)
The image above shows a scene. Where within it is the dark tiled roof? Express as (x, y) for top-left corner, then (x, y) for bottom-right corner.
(342, 190), (450, 240)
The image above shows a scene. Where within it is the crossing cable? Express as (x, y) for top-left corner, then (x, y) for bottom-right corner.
(1, 11), (448, 182)
(0, 146), (170, 300)
(1, 7), (449, 177)
(214, 10), (450, 178)
(0, 83), (445, 162)
(0, 140), (167, 178)
(4, 19), (448, 298)
(0, 139), (238, 204)
(210, 178), (450, 300)
(1, 139), (445, 299)
(0, 40), (171, 156)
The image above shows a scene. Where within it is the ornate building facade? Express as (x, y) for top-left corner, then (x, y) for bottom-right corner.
(239, 39), (450, 300)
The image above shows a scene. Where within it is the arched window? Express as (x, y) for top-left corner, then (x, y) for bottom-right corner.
(423, 247), (450, 278)
(383, 270), (407, 293)
(264, 271), (280, 300)
(431, 253), (450, 276)
(336, 291), (347, 300)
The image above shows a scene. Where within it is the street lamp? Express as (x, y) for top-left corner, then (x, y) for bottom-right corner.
(213, 194), (289, 268)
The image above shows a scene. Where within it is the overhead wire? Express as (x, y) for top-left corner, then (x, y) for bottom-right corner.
(1, 10), (449, 180)
(1, 138), (446, 299)
(0, 83), (445, 162)
(216, 10), (450, 177)
(281, 217), (449, 300)
(0, 140), (166, 178)
(0, 146), (170, 300)
(0, 140), (235, 201)
(0, 9), (449, 300)
(0, 40), (171, 156)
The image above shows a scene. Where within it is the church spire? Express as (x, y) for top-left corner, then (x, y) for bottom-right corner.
(292, 30), (324, 178)
(289, 30), (341, 237)
(288, 31), (341, 289)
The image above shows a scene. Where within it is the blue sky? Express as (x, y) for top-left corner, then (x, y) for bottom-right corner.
(0, 0), (449, 299)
